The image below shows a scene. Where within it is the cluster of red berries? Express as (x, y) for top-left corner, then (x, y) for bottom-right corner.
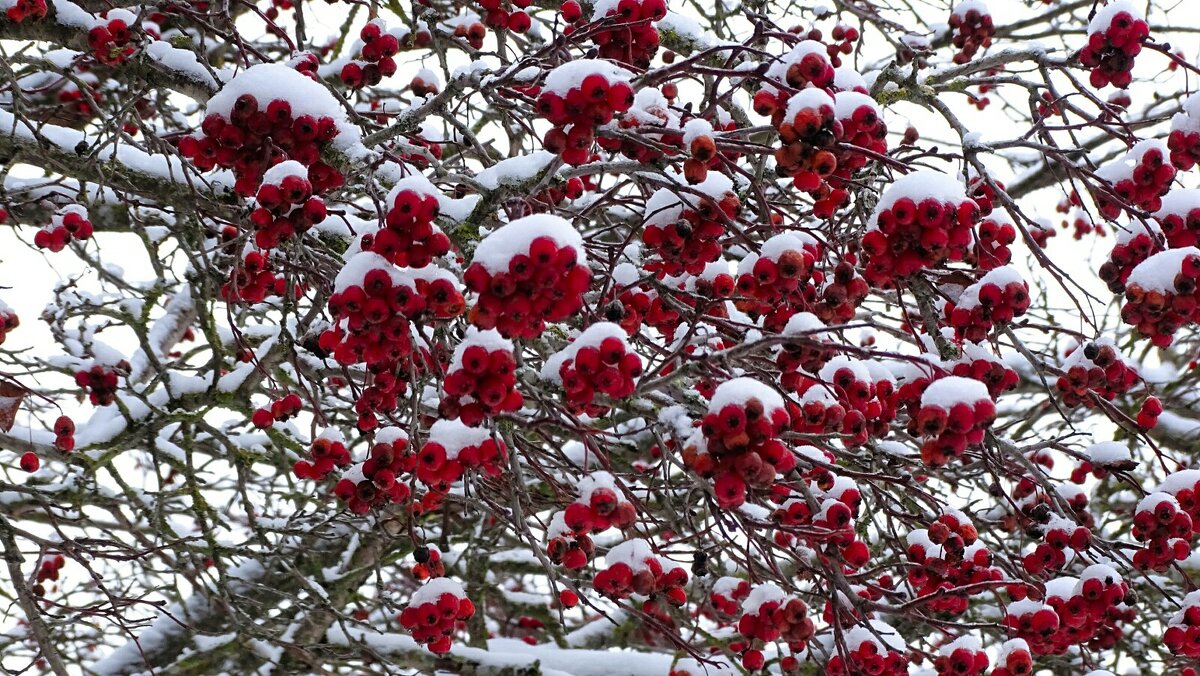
(371, 179), (452, 267)
(1155, 190), (1200, 248)
(398, 578), (475, 654)
(642, 180), (739, 276)
(775, 314), (835, 389)
(949, 345), (1019, 399)
(250, 161), (326, 248)
(735, 583), (815, 669)
(293, 431), (350, 480)
(682, 379), (794, 508)
(826, 625), (909, 676)
(75, 363), (126, 406)
(772, 481), (871, 568)
(1005, 567), (1133, 655)
(1099, 222), (1160, 293)
(1022, 515), (1091, 576)
(34, 205), (93, 252)
(411, 545), (445, 580)
(1094, 141), (1175, 219)
(1168, 97), (1200, 170)
(1137, 395), (1163, 428)
(751, 41), (836, 126)
(221, 251), (283, 304)
(334, 428), (414, 514)
(803, 359), (896, 445)
(179, 65), (345, 196)
(906, 512), (1000, 614)
(51, 415), (75, 452)
(773, 89), (840, 196)
(252, 392), (303, 428)
(991, 639), (1034, 676)
(562, 472), (637, 535)
(1132, 491), (1192, 570)
(1120, 246), (1200, 346)
(464, 215), (590, 339)
(827, 92), (888, 212)
(933, 636), (989, 676)
(861, 172), (980, 286)
(1080, 5), (1149, 89)
(5, 0), (47, 21)
(1054, 340), (1139, 406)
(537, 62), (634, 165)
(31, 553), (65, 597)
(679, 120), (720, 184)
(415, 419), (507, 490)
(546, 512), (597, 569)
(450, 20), (488, 49)
(710, 576), (750, 616)
(1166, 591), (1200, 658)
(0, 303), (18, 346)
(948, 1), (994, 63)
(943, 266), (1030, 342)
(593, 539), (687, 605)
(548, 324), (641, 415)
(908, 376), (996, 466)
(440, 329), (522, 426)
(588, 0), (666, 68)
(88, 11), (137, 65)
(971, 212), (1019, 270)
(340, 21), (400, 88)
(734, 233), (822, 330)
(596, 89), (683, 164)
(478, 0), (532, 33)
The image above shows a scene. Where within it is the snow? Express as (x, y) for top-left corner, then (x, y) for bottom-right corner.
(671, 657), (736, 675)
(955, 265), (1026, 310)
(329, 628), (674, 675)
(741, 582), (787, 614)
(682, 118), (714, 147)
(605, 538), (653, 570)
(844, 619), (905, 652)
(921, 376), (990, 408)
(783, 87), (836, 124)
(1113, 217), (1161, 245)
(410, 577), (466, 605)
(206, 64), (361, 150)
(782, 312), (828, 337)
(833, 90), (879, 120)
(541, 322), (634, 382)
(939, 634), (982, 655)
(952, 0), (989, 18)
(334, 252), (398, 292)
(643, 172), (735, 228)
(0, 109), (199, 186)
(1160, 469), (1200, 494)
(471, 214), (586, 275)
(575, 472), (621, 505)
(1077, 563), (1122, 586)
(708, 377), (785, 414)
(1136, 491), (1178, 514)
(1087, 0), (1143, 34)
(542, 60), (634, 96)
(1156, 188), (1200, 219)
(448, 328), (513, 372)
(1096, 139), (1169, 183)
(1086, 441), (1132, 466)
(1126, 246), (1200, 292)
(261, 160), (310, 185)
(426, 419), (491, 460)
(869, 170), (970, 229)
(145, 40), (223, 93)
(376, 425), (410, 446)
(834, 68), (869, 93)
(475, 151), (557, 190)
(762, 41), (829, 94)
(657, 11), (711, 47)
